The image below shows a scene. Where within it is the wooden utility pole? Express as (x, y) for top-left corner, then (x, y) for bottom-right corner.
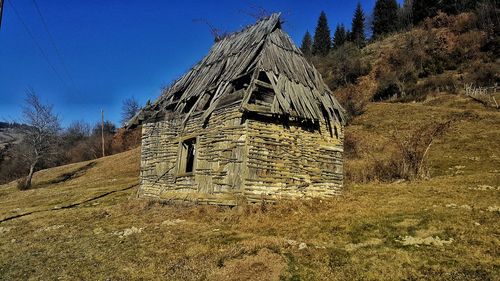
(0, 0), (4, 29)
(101, 109), (105, 157)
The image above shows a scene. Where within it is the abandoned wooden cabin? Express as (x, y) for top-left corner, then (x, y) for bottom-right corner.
(129, 13), (346, 204)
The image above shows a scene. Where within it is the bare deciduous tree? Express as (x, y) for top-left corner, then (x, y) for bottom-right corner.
(239, 5), (272, 20)
(63, 120), (91, 145)
(390, 120), (452, 180)
(121, 97), (140, 126)
(19, 89), (61, 189)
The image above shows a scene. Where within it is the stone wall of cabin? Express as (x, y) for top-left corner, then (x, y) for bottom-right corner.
(139, 104), (248, 204)
(244, 119), (343, 201)
(139, 104), (343, 204)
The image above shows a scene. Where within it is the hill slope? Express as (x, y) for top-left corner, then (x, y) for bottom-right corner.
(0, 95), (498, 280)
(314, 12), (498, 117)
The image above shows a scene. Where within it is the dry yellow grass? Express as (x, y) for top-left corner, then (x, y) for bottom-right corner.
(0, 95), (499, 280)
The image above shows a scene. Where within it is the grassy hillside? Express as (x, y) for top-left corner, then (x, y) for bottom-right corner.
(314, 12), (498, 117)
(1, 94), (498, 280)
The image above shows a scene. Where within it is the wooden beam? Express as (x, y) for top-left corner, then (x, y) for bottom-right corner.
(254, 80), (273, 89)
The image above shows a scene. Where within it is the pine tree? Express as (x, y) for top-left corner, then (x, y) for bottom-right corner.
(312, 11), (332, 56)
(345, 30), (352, 43)
(399, 0), (413, 30)
(333, 24), (347, 48)
(300, 31), (313, 57)
(372, 0), (400, 39)
(350, 3), (366, 47)
(440, 0), (478, 15)
(413, 0), (479, 24)
(412, 0), (438, 24)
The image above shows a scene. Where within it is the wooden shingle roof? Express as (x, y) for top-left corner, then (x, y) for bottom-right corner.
(130, 13), (345, 127)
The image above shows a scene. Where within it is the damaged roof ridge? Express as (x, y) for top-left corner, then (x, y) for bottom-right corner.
(183, 14), (282, 72)
(127, 12), (346, 128)
(158, 17), (280, 99)
(214, 12), (282, 44)
(187, 41), (263, 71)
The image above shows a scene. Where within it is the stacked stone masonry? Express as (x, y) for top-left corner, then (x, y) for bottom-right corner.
(139, 104), (343, 204)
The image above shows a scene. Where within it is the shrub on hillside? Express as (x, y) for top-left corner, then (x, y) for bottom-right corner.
(390, 120), (453, 180)
(111, 127), (142, 154)
(315, 43), (370, 89)
(373, 83), (402, 101)
(452, 30), (487, 63)
(401, 74), (459, 102)
(62, 125), (141, 163)
(0, 145), (29, 185)
(343, 131), (360, 159)
(465, 61), (499, 86)
(333, 84), (368, 119)
(16, 178), (30, 190)
(345, 150), (401, 183)
(345, 120), (453, 183)
(65, 140), (96, 163)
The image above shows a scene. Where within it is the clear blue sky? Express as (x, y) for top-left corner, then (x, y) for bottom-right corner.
(0, 0), (401, 127)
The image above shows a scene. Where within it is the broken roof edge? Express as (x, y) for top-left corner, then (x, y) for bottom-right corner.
(130, 71), (345, 128)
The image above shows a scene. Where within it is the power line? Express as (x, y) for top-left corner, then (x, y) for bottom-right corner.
(6, 0), (70, 90)
(31, 0), (79, 92)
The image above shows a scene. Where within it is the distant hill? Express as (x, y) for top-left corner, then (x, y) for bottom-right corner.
(0, 123), (28, 184)
(0, 122), (28, 129)
(0, 123), (26, 150)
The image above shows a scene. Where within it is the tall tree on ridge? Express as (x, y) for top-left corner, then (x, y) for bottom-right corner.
(412, 0), (438, 24)
(372, 0), (400, 39)
(333, 24), (348, 48)
(350, 2), (366, 47)
(312, 11), (332, 56)
(399, 0), (414, 30)
(300, 31), (313, 57)
(440, 0), (478, 15)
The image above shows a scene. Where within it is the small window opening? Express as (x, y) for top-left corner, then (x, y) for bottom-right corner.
(179, 138), (196, 174)
(334, 126), (339, 139)
(183, 97), (198, 113)
(257, 71), (272, 84)
(172, 92), (183, 102)
(231, 74), (252, 91)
